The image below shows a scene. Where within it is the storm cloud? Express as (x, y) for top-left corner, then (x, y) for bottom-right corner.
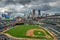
(0, 0), (60, 17)
(0, 0), (31, 5)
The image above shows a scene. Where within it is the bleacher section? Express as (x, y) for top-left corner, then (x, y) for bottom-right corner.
(0, 20), (16, 32)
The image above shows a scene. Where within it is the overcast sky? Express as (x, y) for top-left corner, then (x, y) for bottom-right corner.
(0, 0), (60, 17)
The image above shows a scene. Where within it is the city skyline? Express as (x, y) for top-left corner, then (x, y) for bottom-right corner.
(0, 0), (60, 17)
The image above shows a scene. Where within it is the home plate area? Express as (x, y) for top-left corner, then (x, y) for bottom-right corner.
(26, 28), (51, 38)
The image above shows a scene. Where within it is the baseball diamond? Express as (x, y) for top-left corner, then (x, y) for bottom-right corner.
(4, 25), (55, 40)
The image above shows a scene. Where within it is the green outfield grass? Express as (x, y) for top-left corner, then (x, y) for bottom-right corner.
(5, 25), (54, 40)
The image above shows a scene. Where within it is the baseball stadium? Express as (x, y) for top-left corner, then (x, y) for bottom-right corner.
(0, 8), (57, 40)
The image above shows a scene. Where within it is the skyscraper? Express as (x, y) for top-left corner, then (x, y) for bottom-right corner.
(32, 9), (35, 19)
(38, 10), (41, 17)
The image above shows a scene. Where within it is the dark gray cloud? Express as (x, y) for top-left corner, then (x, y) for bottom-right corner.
(1, 0), (60, 5)
(0, 0), (31, 5)
(32, 0), (49, 3)
(48, 0), (60, 2)
(0, 0), (60, 16)
(31, 4), (52, 11)
(40, 5), (52, 11)
(47, 7), (60, 12)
